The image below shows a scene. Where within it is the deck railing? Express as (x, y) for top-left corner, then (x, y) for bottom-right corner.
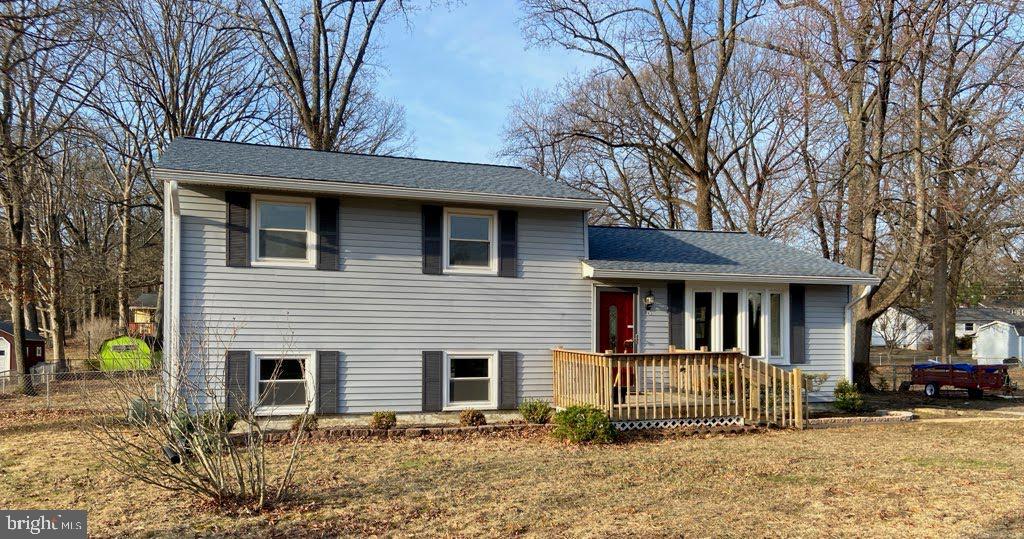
(552, 348), (804, 428)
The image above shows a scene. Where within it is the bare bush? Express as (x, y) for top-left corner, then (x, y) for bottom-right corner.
(88, 326), (314, 511)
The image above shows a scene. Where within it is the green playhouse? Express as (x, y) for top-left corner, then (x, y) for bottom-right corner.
(97, 335), (159, 371)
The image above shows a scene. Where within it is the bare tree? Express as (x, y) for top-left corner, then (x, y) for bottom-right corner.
(522, 0), (760, 230)
(0, 0), (97, 385)
(239, 0), (412, 153)
(89, 0), (273, 332)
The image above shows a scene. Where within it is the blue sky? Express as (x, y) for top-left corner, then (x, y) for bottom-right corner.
(375, 0), (595, 163)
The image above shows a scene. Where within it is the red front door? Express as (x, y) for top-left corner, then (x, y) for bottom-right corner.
(599, 290), (635, 353)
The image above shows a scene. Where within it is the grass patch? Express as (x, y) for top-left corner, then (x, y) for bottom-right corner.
(2, 413), (1024, 536)
(903, 455), (1012, 471)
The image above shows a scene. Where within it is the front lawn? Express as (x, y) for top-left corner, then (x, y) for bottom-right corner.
(1, 410), (1022, 537)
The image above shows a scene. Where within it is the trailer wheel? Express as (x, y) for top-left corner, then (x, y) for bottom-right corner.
(924, 383), (939, 398)
(967, 388), (983, 399)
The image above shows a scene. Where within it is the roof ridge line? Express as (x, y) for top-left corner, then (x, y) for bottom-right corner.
(589, 224), (748, 234)
(176, 136), (528, 171)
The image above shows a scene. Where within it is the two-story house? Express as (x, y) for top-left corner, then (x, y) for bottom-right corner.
(158, 138), (878, 418)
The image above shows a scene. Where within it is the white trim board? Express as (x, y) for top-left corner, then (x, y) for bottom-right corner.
(155, 169), (606, 210)
(581, 262), (880, 286)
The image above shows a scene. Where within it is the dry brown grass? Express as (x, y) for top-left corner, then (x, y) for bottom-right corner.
(1, 410), (1023, 538)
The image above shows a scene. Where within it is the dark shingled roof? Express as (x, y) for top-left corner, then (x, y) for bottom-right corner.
(131, 292), (158, 309)
(157, 138), (600, 202)
(897, 306), (1024, 324)
(587, 226), (877, 282)
(0, 321), (44, 342)
(957, 306), (1024, 323)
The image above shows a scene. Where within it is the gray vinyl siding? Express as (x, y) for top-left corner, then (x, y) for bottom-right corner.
(797, 284), (849, 401)
(177, 186), (591, 413)
(176, 184), (852, 412)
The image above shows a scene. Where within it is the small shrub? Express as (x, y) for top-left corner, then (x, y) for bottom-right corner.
(552, 405), (615, 444)
(370, 410), (397, 430)
(518, 400), (553, 424)
(833, 379), (865, 413)
(459, 408), (486, 427)
(290, 414), (318, 434)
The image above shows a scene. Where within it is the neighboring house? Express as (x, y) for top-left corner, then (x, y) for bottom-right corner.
(980, 300), (1024, 318)
(157, 138), (879, 416)
(872, 305), (1024, 351)
(871, 307), (931, 351)
(973, 321), (1024, 364)
(955, 306), (1024, 337)
(0, 321), (45, 373)
(129, 293), (158, 337)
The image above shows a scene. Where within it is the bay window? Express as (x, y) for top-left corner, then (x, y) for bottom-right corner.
(686, 286), (789, 363)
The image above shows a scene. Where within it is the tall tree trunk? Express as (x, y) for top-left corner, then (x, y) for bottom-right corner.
(5, 202), (33, 393)
(116, 188), (131, 332)
(694, 168), (713, 230)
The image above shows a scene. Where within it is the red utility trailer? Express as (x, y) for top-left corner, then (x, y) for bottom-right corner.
(905, 363), (1014, 398)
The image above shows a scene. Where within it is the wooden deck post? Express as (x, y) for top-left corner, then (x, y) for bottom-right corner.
(793, 368), (804, 429)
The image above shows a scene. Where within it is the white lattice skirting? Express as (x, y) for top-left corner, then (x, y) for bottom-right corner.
(613, 416), (745, 431)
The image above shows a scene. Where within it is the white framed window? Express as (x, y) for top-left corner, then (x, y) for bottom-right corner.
(964, 322), (975, 332)
(747, 291), (763, 357)
(443, 351), (497, 410)
(769, 292), (783, 358)
(251, 351), (316, 415)
(35, 346), (42, 356)
(252, 195), (316, 267)
(685, 285), (789, 363)
(443, 208), (497, 274)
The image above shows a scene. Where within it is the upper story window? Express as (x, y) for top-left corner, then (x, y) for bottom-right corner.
(443, 208), (497, 274)
(964, 322), (975, 332)
(253, 195), (315, 267)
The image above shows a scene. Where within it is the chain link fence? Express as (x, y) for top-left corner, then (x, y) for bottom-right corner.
(0, 367), (160, 412)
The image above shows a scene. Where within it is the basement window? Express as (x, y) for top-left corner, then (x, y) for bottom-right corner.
(251, 352), (316, 415)
(444, 352), (497, 410)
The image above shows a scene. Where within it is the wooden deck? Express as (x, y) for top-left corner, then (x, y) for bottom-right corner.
(552, 348), (804, 428)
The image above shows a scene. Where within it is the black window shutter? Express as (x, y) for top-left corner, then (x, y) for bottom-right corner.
(498, 350), (518, 409)
(317, 351), (340, 414)
(316, 197), (341, 271)
(422, 205), (443, 275)
(790, 284), (807, 364)
(667, 282), (685, 348)
(422, 350), (443, 411)
(498, 210), (518, 278)
(225, 350), (250, 412)
(225, 191), (251, 267)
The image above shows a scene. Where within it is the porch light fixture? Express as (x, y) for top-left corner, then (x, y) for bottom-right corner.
(644, 290), (655, 310)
